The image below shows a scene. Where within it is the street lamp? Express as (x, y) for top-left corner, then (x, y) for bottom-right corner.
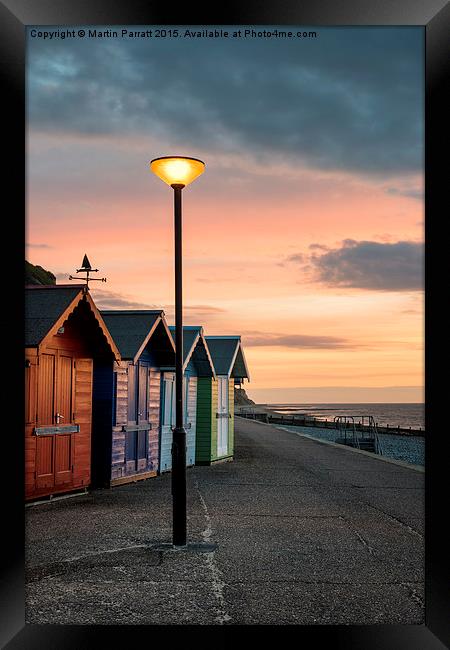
(150, 155), (205, 547)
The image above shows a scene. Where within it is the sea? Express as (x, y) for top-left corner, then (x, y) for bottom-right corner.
(266, 403), (424, 431)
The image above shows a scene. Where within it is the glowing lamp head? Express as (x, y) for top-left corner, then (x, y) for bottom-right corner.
(150, 156), (205, 188)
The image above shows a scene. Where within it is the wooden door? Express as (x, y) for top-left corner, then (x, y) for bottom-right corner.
(137, 362), (150, 471)
(36, 352), (56, 489)
(160, 372), (175, 472)
(125, 363), (138, 473)
(35, 350), (75, 491)
(217, 376), (229, 457)
(125, 362), (150, 474)
(185, 375), (197, 467)
(54, 353), (74, 486)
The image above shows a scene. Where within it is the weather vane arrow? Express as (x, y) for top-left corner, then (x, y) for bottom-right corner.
(69, 254), (107, 288)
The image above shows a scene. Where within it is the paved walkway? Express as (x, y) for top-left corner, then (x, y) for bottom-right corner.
(25, 417), (424, 625)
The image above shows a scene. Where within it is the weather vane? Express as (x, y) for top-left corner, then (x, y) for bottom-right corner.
(69, 254), (107, 288)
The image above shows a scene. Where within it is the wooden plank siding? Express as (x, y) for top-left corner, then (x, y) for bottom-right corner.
(111, 362), (128, 481)
(109, 361), (160, 483)
(147, 367), (161, 473)
(195, 377), (212, 463)
(186, 375), (197, 466)
(228, 377), (235, 457)
(72, 358), (93, 489)
(115, 362), (128, 426)
(159, 370), (197, 473)
(25, 350), (39, 496)
(210, 378), (219, 461)
(159, 371), (174, 473)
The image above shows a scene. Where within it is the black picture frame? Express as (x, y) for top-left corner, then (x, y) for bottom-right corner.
(2, 0), (448, 647)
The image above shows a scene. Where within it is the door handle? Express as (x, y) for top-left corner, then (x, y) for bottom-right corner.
(55, 413), (65, 424)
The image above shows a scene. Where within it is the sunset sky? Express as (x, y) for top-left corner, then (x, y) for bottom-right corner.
(26, 26), (424, 403)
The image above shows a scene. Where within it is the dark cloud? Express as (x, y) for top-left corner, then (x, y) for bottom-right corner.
(89, 288), (158, 310)
(88, 289), (226, 321)
(300, 239), (423, 291)
(161, 304), (227, 325)
(286, 253), (305, 263)
(27, 27), (423, 176)
(386, 187), (423, 200)
(242, 333), (357, 349)
(179, 305), (226, 315)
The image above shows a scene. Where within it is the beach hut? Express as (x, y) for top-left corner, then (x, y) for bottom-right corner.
(25, 285), (120, 501)
(92, 310), (175, 487)
(196, 336), (250, 465)
(160, 326), (215, 472)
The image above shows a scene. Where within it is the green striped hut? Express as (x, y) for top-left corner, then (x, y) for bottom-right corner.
(160, 326), (215, 472)
(196, 336), (250, 465)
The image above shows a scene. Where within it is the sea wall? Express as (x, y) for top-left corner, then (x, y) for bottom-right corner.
(235, 410), (425, 437)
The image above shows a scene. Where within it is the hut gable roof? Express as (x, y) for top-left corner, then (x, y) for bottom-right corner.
(25, 284), (120, 361)
(25, 285), (84, 346)
(101, 310), (175, 363)
(169, 326), (215, 377)
(205, 336), (250, 380)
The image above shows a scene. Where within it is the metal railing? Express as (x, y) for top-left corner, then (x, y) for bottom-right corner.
(334, 415), (383, 455)
(235, 408), (421, 440)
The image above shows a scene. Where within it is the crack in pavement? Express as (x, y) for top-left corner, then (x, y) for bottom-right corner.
(26, 544), (163, 581)
(195, 481), (232, 625)
(343, 521), (376, 556)
(363, 503), (424, 539)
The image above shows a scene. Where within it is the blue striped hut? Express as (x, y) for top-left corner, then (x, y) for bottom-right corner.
(91, 310), (175, 487)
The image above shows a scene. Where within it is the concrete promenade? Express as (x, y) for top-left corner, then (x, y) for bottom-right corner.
(25, 417), (424, 625)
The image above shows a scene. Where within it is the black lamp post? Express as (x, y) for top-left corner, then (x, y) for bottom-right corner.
(150, 156), (205, 547)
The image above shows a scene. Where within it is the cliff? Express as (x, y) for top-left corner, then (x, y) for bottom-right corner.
(234, 387), (255, 406)
(25, 260), (56, 285)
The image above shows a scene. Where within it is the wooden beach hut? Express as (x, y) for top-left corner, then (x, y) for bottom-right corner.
(160, 326), (215, 472)
(92, 310), (175, 487)
(25, 285), (120, 501)
(196, 336), (250, 465)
